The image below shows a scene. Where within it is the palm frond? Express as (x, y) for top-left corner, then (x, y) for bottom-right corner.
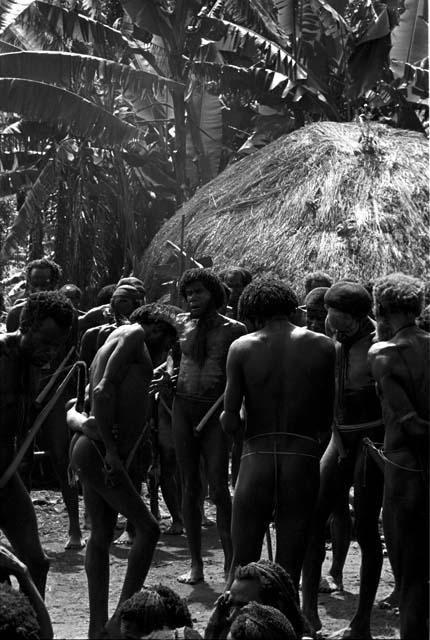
(0, 78), (140, 146)
(0, 166), (38, 195)
(0, 0), (35, 35)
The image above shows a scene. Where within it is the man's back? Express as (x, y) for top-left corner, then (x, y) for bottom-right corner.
(237, 323), (335, 439)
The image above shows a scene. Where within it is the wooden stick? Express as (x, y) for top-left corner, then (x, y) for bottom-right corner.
(35, 346), (75, 407)
(194, 394), (224, 434)
(166, 240), (203, 269)
(0, 361), (87, 489)
(125, 423), (150, 471)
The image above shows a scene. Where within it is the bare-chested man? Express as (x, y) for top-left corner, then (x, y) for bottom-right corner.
(222, 278), (335, 592)
(6, 258), (83, 549)
(302, 282), (384, 640)
(173, 268), (246, 584)
(0, 291), (74, 596)
(369, 273), (429, 639)
(68, 321), (159, 639)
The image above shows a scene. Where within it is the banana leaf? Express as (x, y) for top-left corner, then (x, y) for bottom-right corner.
(0, 0), (35, 35)
(390, 0), (428, 65)
(0, 78), (141, 146)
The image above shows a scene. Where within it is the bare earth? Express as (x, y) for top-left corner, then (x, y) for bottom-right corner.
(4, 490), (400, 639)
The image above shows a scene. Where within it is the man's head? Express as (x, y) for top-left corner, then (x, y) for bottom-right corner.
(373, 273), (424, 340)
(130, 304), (179, 354)
(19, 291), (74, 366)
(219, 267), (253, 311)
(59, 284), (82, 309)
(229, 560), (303, 637)
(117, 277), (146, 305)
(152, 584), (192, 629)
(179, 269), (225, 319)
(227, 603), (296, 640)
(96, 284), (117, 306)
(304, 271), (332, 296)
(305, 287), (329, 334)
(119, 588), (167, 639)
(238, 278), (298, 331)
(324, 281), (372, 343)
(111, 285), (142, 322)
(0, 583), (40, 640)
(25, 258), (62, 294)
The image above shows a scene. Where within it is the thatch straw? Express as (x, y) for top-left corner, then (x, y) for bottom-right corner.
(140, 121), (429, 300)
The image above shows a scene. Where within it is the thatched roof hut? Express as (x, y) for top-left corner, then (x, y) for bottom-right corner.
(141, 121), (429, 300)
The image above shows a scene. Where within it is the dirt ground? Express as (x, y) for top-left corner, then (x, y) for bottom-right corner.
(3, 490), (400, 639)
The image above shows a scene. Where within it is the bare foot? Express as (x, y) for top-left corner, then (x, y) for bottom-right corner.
(64, 534), (86, 550)
(319, 574), (343, 593)
(103, 615), (121, 638)
(329, 628), (372, 640)
(163, 521), (184, 535)
(302, 609), (321, 633)
(177, 568), (204, 585)
(113, 530), (134, 546)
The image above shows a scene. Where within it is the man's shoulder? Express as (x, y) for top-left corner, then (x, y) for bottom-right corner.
(293, 325), (335, 351)
(0, 332), (20, 358)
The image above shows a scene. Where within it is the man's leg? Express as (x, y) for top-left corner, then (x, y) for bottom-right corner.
(158, 410), (183, 534)
(276, 457), (320, 592)
(201, 413), (232, 578)
(83, 484), (117, 639)
(383, 469), (428, 639)
(0, 474), (49, 597)
(40, 396), (84, 549)
(227, 453), (274, 587)
(341, 445), (383, 639)
(326, 492), (352, 591)
(172, 397), (203, 584)
(302, 435), (353, 632)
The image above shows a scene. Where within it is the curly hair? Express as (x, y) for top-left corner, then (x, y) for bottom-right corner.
(304, 271), (332, 295)
(117, 277), (146, 302)
(238, 278), (298, 324)
(234, 560), (304, 637)
(25, 258), (62, 288)
(130, 304), (180, 340)
(218, 267), (253, 288)
(179, 268), (225, 309)
(0, 583), (40, 640)
(324, 282), (372, 318)
(152, 584), (193, 629)
(373, 273), (424, 318)
(119, 588), (166, 635)
(19, 291), (74, 334)
(229, 603), (296, 640)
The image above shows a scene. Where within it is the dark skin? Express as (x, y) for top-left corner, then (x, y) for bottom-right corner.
(68, 324), (159, 639)
(302, 309), (384, 640)
(174, 281), (246, 584)
(369, 311), (429, 640)
(0, 316), (72, 597)
(6, 267), (83, 550)
(222, 316), (335, 592)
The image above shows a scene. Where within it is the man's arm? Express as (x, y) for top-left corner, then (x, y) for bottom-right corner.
(315, 337), (336, 439)
(369, 344), (428, 440)
(220, 340), (245, 435)
(6, 303), (24, 332)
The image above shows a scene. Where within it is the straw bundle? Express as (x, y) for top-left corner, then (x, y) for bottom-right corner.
(141, 121), (429, 300)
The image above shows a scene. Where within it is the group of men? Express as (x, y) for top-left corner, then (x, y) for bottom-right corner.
(0, 257), (428, 640)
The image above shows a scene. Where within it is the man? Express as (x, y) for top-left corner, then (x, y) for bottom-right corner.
(218, 267), (252, 319)
(59, 284), (83, 314)
(173, 268), (246, 584)
(304, 271), (332, 296)
(5, 259), (83, 550)
(369, 273), (429, 639)
(68, 320), (159, 639)
(222, 278), (335, 592)
(302, 282), (384, 640)
(305, 287), (329, 335)
(0, 291), (74, 596)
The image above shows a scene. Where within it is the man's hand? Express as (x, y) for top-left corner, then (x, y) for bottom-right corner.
(0, 546), (27, 577)
(220, 410), (242, 435)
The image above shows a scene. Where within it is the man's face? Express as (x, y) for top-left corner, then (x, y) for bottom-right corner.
(111, 296), (135, 319)
(142, 322), (175, 350)
(20, 318), (70, 366)
(225, 273), (245, 308)
(307, 307), (327, 334)
(29, 267), (54, 293)
(227, 578), (262, 621)
(185, 281), (214, 318)
(326, 308), (360, 343)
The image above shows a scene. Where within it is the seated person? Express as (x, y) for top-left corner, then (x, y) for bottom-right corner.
(227, 602), (297, 640)
(205, 560), (311, 640)
(0, 546), (53, 640)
